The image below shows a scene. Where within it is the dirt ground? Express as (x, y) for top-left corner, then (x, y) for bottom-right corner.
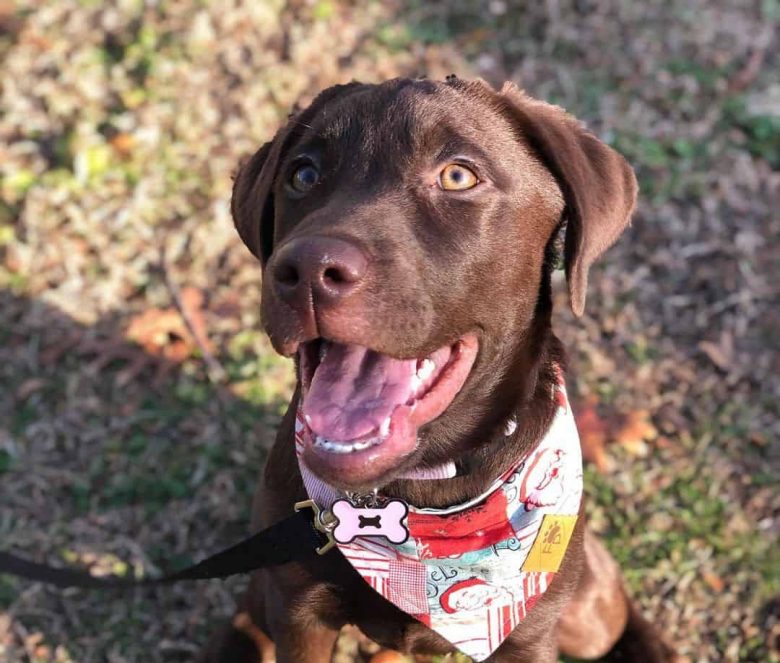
(0, 1), (778, 662)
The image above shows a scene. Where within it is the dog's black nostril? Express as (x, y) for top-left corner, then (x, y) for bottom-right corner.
(276, 263), (299, 287)
(323, 267), (347, 284)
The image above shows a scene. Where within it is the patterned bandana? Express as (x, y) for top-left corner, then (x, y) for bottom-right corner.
(294, 382), (583, 662)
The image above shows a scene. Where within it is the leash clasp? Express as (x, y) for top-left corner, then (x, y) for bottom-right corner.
(294, 500), (337, 555)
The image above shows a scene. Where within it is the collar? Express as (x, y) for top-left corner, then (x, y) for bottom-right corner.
(294, 380), (583, 662)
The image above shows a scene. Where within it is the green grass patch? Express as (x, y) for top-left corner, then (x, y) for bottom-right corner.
(664, 57), (731, 90)
(0, 576), (17, 609)
(105, 471), (191, 511)
(0, 449), (12, 473)
(610, 130), (712, 203)
(69, 480), (92, 513)
(587, 447), (775, 610)
(11, 401), (38, 436)
(722, 95), (780, 168)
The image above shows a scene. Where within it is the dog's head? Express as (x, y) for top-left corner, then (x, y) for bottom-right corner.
(232, 78), (636, 490)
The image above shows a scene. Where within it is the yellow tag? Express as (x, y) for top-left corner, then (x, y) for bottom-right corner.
(522, 514), (578, 573)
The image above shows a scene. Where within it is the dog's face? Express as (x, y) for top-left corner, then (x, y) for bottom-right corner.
(232, 78), (636, 490)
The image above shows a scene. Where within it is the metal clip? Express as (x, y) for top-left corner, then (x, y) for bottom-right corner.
(345, 488), (387, 508)
(294, 500), (337, 555)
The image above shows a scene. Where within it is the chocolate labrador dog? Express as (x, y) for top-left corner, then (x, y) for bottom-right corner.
(203, 77), (678, 662)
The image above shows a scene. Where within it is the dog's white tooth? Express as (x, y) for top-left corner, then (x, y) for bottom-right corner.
(317, 436), (337, 453)
(314, 434), (384, 454)
(319, 343), (328, 361)
(327, 440), (348, 454)
(379, 416), (391, 437)
(504, 418), (517, 436)
(417, 358), (435, 380)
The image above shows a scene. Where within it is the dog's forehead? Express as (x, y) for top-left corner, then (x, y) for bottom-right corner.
(307, 80), (520, 160)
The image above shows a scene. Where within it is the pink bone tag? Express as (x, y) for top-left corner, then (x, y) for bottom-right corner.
(331, 499), (409, 545)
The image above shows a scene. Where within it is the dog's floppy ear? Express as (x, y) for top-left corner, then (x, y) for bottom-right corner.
(499, 83), (638, 316)
(231, 82), (365, 265)
(231, 139), (278, 263)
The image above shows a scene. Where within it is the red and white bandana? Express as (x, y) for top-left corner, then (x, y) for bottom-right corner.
(295, 383), (583, 661)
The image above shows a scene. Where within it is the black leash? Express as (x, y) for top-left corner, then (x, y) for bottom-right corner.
(0, 502), (333, 589)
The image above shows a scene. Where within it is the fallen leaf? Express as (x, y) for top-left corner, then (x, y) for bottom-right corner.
(702, 571), (725, 593)
(0, 1), (15, 20)
(728, 45), (768, 92)
(574, 395), (613, 472)
(615, 409), (657, 456)
(20, 30), (52, 50)
(15, 377), (47, 401)
(125, 286), (213, 362)
(110, 132), (135, 157)
(749, 432), (768, 448)
(369, 651), (410, 663)
(698, 333), (734, 372)
(127, 307), (190, 360)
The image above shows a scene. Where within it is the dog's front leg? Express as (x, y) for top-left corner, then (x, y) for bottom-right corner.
(487, 637), (559, 663)
(201, 567), (342, 663)
(204, 615), (338, 663)
(259, 570), (343, 663)
(556, 530), (679, 662)
(271, 623), (339, 663)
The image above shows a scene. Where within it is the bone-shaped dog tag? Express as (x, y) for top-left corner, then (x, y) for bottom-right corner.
(331, 499), (409, 545)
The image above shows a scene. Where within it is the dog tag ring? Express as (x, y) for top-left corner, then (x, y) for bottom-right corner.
(330, 498), (409, 545)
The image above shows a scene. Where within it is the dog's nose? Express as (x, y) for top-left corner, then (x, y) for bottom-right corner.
(272, 236), (368, 310)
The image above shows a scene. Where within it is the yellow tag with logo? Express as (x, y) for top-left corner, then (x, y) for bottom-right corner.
(522, 514), (578, 573)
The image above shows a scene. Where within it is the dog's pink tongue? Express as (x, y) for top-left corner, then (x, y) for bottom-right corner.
(303, 343), (417, 441)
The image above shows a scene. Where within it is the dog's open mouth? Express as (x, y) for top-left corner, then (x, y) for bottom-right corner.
(298, 333), (479, 485)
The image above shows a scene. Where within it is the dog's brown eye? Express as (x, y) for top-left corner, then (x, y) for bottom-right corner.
(290, 164), (320, 192)
(438, 164), (478, 191)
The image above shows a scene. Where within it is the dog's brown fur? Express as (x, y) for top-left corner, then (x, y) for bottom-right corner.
(202, 78), (678, 662)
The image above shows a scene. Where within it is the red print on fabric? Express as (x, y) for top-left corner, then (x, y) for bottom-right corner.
(518, 447), (566, 510)
(408, 491), (516, 558)
(440, 577), (515, 614)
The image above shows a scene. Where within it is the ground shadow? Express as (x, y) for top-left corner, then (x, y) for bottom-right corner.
(0, 287), (289, 661)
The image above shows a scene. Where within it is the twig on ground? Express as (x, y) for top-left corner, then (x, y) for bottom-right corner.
(158, 245), (227, 386)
